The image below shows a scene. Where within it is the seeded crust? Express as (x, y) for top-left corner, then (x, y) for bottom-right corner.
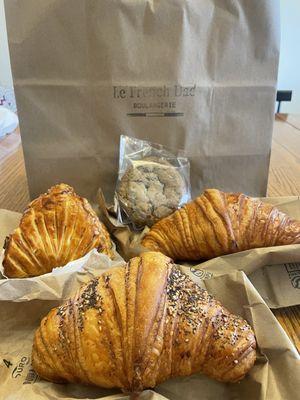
(32, 252), (256, 392)
(117, 156), (186, 227)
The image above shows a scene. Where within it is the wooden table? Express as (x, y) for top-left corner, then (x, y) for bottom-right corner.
(267, 114), (300, 352)
(0, 114), (299, 352)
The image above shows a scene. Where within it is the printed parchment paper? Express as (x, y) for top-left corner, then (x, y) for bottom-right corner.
(0, 251), (299, 400)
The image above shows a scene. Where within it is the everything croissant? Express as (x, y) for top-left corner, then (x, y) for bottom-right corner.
(32, 252), (256, 393)
(142, 189), (300, 261)
(3, 184), (113, 278)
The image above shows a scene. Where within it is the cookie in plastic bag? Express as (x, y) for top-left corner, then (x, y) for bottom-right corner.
(115, 135), (191, 229)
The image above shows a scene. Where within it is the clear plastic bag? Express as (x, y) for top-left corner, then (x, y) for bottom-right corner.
(115, 135), (191, 229)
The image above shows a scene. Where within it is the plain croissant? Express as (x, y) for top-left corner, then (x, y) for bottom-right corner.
(32, 252), (256, 393)
(3, 184), (113, 278)
(142, 189), (300, 261)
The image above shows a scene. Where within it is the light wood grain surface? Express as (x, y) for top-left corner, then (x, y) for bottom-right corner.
(267, 114), (300, 352)
(0, 115), (299, 352)
(268, 114), (300, 197)
(0, 130), (29, 211)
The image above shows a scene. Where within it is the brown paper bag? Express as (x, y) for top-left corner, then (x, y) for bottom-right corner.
(97, 195), (300, 309)
(5, 0), (280, 201)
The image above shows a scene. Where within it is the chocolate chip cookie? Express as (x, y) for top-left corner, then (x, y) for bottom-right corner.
(117, 156), (186, 227)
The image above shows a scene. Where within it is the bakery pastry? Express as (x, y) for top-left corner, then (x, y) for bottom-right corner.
(3, 183), (113, 278)
(117, 156), (186, 227)
(32, 252), (256, 393)
(142, 189), (300, 260)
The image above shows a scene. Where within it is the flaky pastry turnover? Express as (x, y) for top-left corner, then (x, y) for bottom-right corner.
(3, 184), (113, 278)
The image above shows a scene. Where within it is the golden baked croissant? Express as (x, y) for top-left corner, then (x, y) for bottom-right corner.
(142, 189), (300, 261)
(3, 184), (113, 278)
(32, 252), (256, 393)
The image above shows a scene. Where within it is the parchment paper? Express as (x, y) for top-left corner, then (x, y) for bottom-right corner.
(97, 195), (300, 309)
(0, 249), (124, 301)
(0, 252), (299, 400)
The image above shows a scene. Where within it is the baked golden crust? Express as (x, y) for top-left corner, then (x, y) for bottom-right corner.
(142, 189), (300, 260)
(32, 252), (256, 392)
(3, 184), (113, 278)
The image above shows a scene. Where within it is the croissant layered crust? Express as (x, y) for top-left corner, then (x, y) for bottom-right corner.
(3, 184), (113, 278)
(32, 252), (256, 393)
(142, 189), (300, 260)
